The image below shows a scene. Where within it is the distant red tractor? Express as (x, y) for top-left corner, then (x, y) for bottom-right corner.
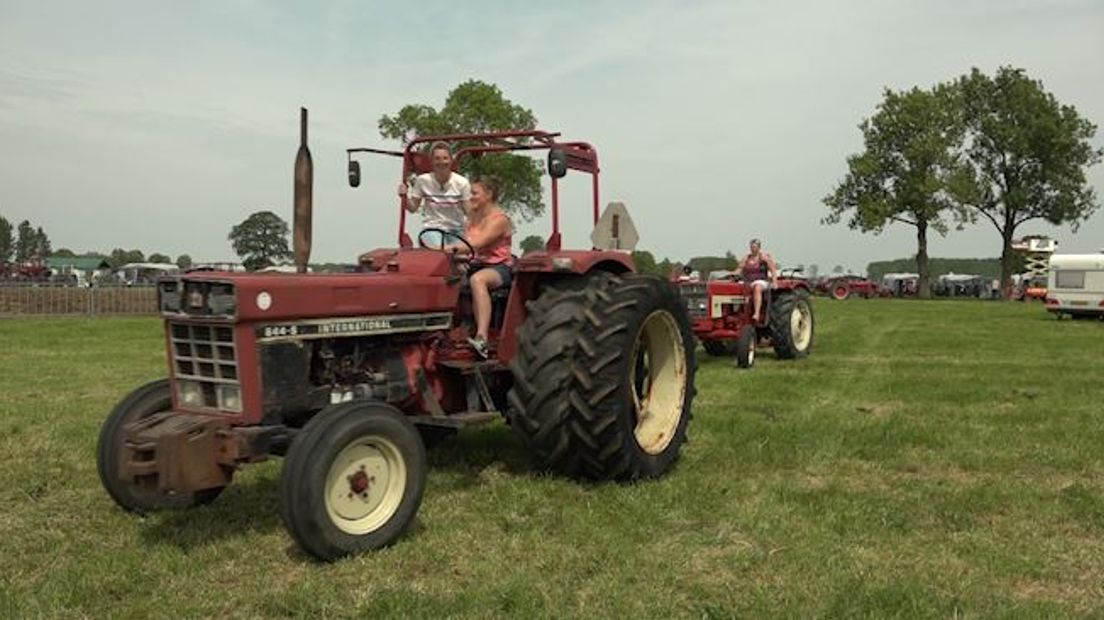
(816, 275), (881, 300)
(97, 112), (697, 561)
(678, 268), (814, 367)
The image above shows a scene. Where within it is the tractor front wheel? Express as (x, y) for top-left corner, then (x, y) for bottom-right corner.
(734, 325), (756, 368)
(508, 272), (696, 480)
(97, 379), (225, 513)
(770, 291), (815, 359)
(831, 283), (850, 300)
(280, 402), (426, 561)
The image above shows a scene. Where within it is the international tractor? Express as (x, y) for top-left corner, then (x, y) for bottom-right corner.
(96, 110), (697, 561)
(678, 268), (814, 367)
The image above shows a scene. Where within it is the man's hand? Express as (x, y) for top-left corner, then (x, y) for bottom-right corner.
(396, 182), (408, 197)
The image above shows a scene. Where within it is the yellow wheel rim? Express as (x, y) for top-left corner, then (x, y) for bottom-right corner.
(324, 435), (407, 535)
(630, 310), (688, 455)
(791, 300), (813, 351)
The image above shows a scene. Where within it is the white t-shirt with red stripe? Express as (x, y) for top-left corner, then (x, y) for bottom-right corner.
(410, 172), (470, 232)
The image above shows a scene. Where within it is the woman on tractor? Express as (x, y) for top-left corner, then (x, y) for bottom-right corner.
(445, 177), (513, 359)
(741, 238), (778, 322)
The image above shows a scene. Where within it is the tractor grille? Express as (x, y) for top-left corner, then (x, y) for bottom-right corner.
(679, 283), (708, 319)
(169, 322), (240, 410)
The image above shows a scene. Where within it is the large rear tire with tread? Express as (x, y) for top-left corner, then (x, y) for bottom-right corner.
(770, 290), (814, 359)
(97, 379), (224, 513)
(280, 401), (426, 561)
(508, 272), (697, 480)
(702, 339), (737, 357)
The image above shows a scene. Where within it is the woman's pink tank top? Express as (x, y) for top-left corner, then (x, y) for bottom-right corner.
(467, 209), (513, 265)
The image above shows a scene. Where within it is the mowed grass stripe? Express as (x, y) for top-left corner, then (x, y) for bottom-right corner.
(1, 301), (1102, 618)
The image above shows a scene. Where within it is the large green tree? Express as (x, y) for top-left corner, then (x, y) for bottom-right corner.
(519, 234), (545, 255)
(15, 220), (35, 262)
(176, 254), (193, 270)
(229, 210), (292, 271)
(954, 66), (1102, 296)
(33, 227), (51, 259)
(824, 85), (969, 298)
(379, 80), (544, 221)
(0, 216), (12, 263)
(148, 253), (172, 264)
(109, 248), (145, 267)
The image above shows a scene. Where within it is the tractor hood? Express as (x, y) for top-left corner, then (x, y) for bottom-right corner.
(159, 249), (460, 321)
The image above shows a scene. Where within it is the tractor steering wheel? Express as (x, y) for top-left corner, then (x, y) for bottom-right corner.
(418, 227), (475, 258)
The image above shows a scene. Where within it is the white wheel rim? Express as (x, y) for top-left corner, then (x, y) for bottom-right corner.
(790, 301), (812, 351)
(324, 435), (407, 535)
(748, 345), (755, 366)
(629, 310), (688, 455)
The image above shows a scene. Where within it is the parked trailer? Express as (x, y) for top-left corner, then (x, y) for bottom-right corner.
(1046, 253), (1104, 319)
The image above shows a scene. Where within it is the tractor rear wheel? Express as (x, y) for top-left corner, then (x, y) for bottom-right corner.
(508, 272), (696, 480)
(97, 379), (225, 513)
(734, 325), (756, 368)
(702, 339), (737, 357)
(280, 401), (426, 561)
(770, 290), (814, 359)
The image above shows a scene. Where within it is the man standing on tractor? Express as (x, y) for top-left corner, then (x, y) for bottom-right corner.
(398, 141), (471, 246)
(740, 238), (778, 322)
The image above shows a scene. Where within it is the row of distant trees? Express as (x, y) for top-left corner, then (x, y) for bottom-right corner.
(824, 66), (1101, 298)
(0, 214), (195, 270)
(0, 216), (51, 264)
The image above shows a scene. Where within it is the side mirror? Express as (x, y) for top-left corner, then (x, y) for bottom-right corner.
(348, 160), (361, 188)
(682, 265), (693, 276)
(548, 149), (568, 179)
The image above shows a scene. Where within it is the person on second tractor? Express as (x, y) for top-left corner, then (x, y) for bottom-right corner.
(445, 177), (513, 359)
(398, 141), (471, 246)
(740, 238), (778, 322)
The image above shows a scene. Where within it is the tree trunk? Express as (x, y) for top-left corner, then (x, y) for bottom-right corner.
(915, 220), (931, 299)
(1000, 229), (1015, 300)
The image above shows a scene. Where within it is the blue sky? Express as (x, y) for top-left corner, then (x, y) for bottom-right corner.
(1, 0), (1102, 270)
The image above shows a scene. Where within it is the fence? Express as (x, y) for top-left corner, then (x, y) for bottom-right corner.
(0, 283), (159, 316)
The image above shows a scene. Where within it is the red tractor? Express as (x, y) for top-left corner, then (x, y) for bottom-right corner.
(817, 275), (881, 300)
(96, 111), (697, 561)
(678, 268), (814, 367)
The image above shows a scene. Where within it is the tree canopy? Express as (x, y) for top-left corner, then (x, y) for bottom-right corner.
(823, 85), (968, 298)
(955, 66), (1102, 293)
(229, 210), (292, 271)
(379, 80), (545, 221)
(0, 216), (12, 263)
(519, 235), (545, 255)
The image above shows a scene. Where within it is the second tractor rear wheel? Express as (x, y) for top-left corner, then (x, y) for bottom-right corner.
(770, 291), (814, 359)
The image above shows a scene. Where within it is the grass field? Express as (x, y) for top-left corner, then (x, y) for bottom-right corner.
(2, 300), (1103, 618)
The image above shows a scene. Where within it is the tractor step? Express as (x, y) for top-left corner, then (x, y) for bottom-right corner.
(410, 410), (499, 429)
(437, 359), (507, 373)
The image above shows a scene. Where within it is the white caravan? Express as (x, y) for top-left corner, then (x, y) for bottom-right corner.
(1047, 253), (1104, 318)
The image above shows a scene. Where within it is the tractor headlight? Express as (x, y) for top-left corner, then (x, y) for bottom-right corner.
(177, 380), (205, 408)
(159, 280), (182, 313)
(207, 283), (236, 316)
(216, 385), (242, 412)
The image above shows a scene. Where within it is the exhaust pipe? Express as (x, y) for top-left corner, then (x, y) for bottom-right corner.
(293, 107), (313, 274)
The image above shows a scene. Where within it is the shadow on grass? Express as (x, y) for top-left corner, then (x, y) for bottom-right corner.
(424, 423), (536, 485)
(139, 474), (283, 551)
